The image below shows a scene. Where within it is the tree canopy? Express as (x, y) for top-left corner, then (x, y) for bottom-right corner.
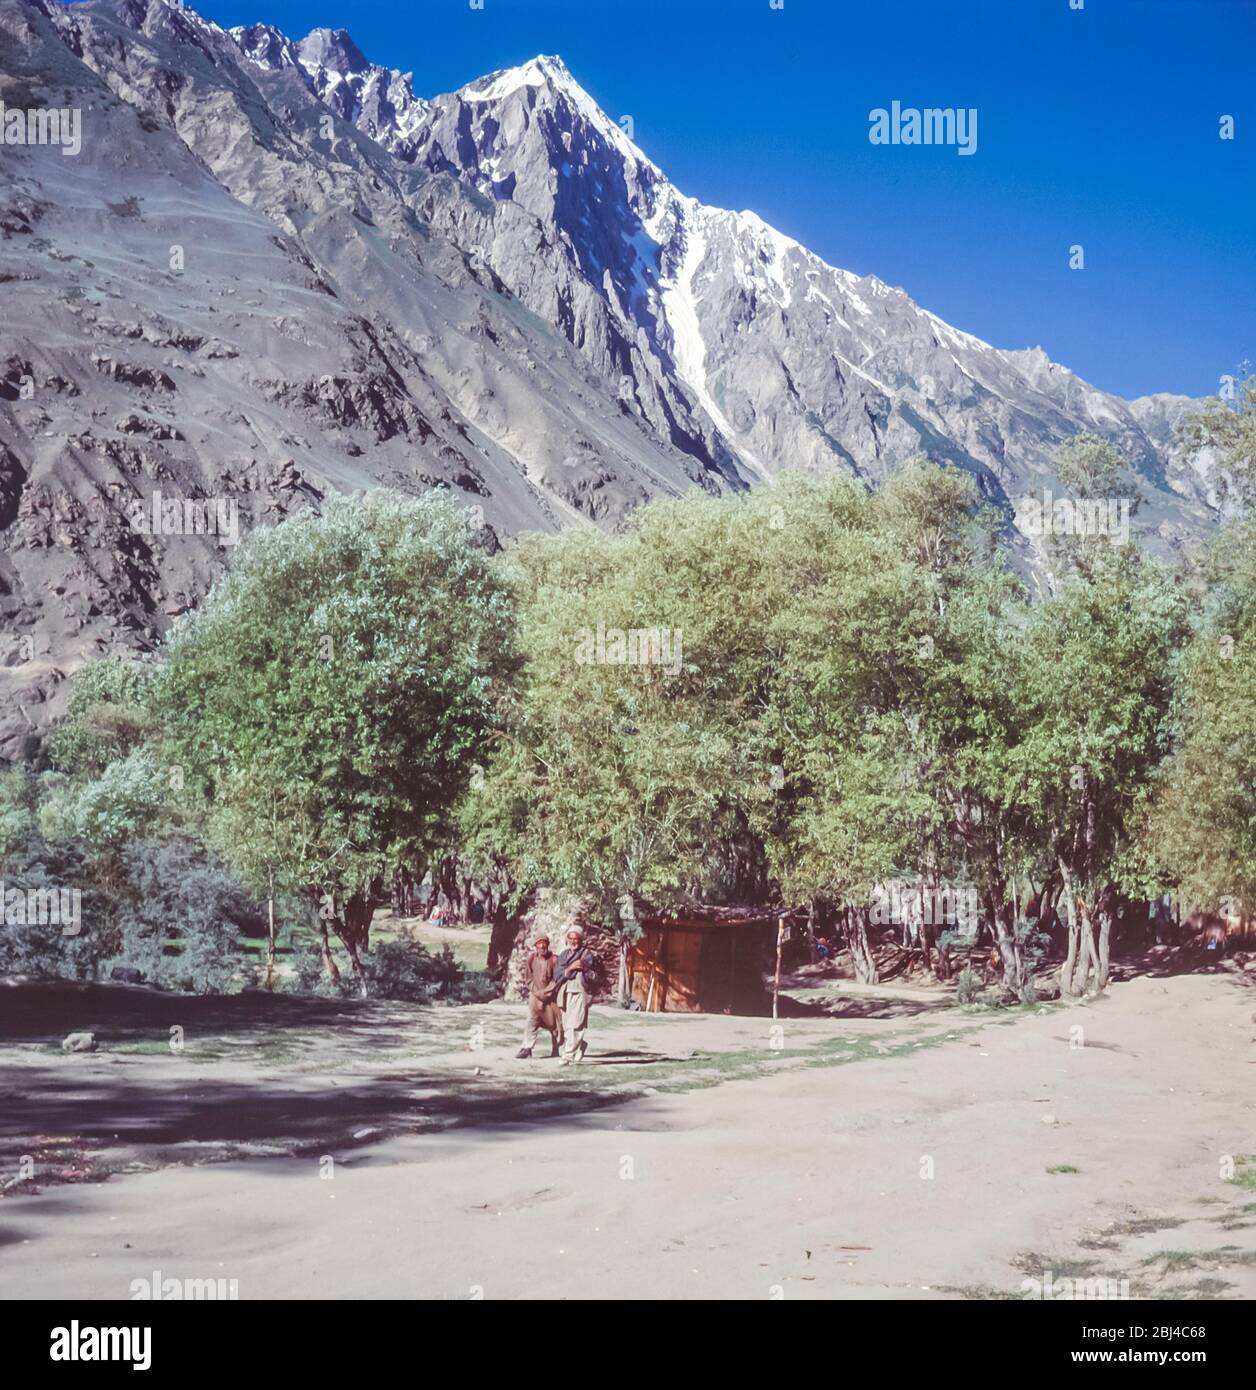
(153, 491), (517, 989)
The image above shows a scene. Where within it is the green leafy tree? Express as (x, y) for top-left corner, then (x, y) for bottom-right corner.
(1010, 547), (1187, 993)
(46, 656), (154, 778)
(1044, 434), (1143, 579)
(1176, 366), (1256, 517)
(1152, 517), (1256, 912)
(155, 492), (517, 994)
(768, 465), (1011, 983)
(927, 568), (1041, 994)
(487, 484), (792, 995)
(0, 767), (36, 860)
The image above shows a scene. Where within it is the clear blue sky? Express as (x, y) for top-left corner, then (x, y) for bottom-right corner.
(193, 0), (1253, 401)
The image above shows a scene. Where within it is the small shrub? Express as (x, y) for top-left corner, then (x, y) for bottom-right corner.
(362, 938), (461, 1002)
(450, 970), (499, 1004)
(288, 935), (352, 997)
(0, 767), (36, 856)
(0, 835), (106, 979)
(110, 838), (258, 993)
(955, 967), (981, 1004)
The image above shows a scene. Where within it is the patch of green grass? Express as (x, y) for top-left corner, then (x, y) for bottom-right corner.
(1211, 1245), (1256, 1265)
(1151, 1278), (1235, 1301)
(105, 1040), (181, 1057)
(806, 1024), (962, 1068)
(360, 914), (493, 972)
(934, 1282), (1023, 1301)
(1187, 1278), (1234, 1298)
(1047, 1164), (1080, 1175)
(1132, 1242), (1256, 1293)
(1228, 1156), (1256, 1192)
(1012, 1252), (1104, 1280)
(1108, 1215), (1183, 1237)
(1142, 1250), (1199, 1272)
(532, 1016), (968, 1099)
(104, 1034), (311, 1066)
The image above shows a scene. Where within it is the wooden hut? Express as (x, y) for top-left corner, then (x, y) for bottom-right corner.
(627, 906), (781, 1015)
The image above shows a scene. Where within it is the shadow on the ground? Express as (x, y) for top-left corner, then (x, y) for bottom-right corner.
(0, 1063), (635, 1159)
(0, 980), (425, 1047)
(0, 982), (649, 1177)
(1110, 946), (1254, 983)
(814, 995), (948, 1019)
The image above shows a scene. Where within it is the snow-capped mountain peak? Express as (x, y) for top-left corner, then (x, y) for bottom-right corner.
(465, 54), (575, 101)
(198, 9), (1217, 522)
(459, 54), (661, 176)
(229, 22), (300, 70)
(231, 20), (431, 155)
(3, 0), (1210, 758)
(310, 33), (1201, 515)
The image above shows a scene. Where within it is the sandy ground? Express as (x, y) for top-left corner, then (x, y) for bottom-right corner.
(1, 970), (1254, 1300)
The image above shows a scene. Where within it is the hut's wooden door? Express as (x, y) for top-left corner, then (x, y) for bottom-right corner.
(664, 929), (702, 1010)
(698, 929), (735, 1014)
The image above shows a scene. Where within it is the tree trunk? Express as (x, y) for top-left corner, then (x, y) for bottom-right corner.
(923, 919), (940, 978)
(843, 906), (879, 984)
(1074, 898), (1095, 995)
(487, 888), (533, 985)
(1037, 879), (1062, 939)
(335, 887), (376, 998)
(994, 901), (1025, 995)
(393, 871), (420, 918)
(431, 856), (462, 920)
(616, 935), (630, 1006)
(1095, 895), (1113, 993)
(319, 918), (341, 984)
(1057, 859), (1082, 996)
(264, 865), (276, 992)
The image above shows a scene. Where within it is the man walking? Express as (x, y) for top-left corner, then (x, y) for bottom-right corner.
(516, 934), (563, 1059)
(554, 927), (597, 1065)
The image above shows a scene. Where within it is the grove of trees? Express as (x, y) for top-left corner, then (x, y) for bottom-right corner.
(4, 393), (1255, 1003)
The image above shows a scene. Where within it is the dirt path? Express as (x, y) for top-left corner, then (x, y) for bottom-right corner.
(1, 972), (1253, 1300)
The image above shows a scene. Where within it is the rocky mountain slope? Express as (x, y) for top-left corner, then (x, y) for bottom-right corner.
(0, 0), (1214, 754)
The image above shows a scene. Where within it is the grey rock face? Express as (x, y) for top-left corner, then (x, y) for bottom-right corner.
(0, 0), (1214, 756)
(0, 0), (724, 752)
(231, 22), (432, 160)
(389, 54), (1212, 536)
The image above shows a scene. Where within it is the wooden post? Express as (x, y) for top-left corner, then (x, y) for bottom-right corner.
(773, 916), (785, 1020)
(265, 864), (276, 992)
